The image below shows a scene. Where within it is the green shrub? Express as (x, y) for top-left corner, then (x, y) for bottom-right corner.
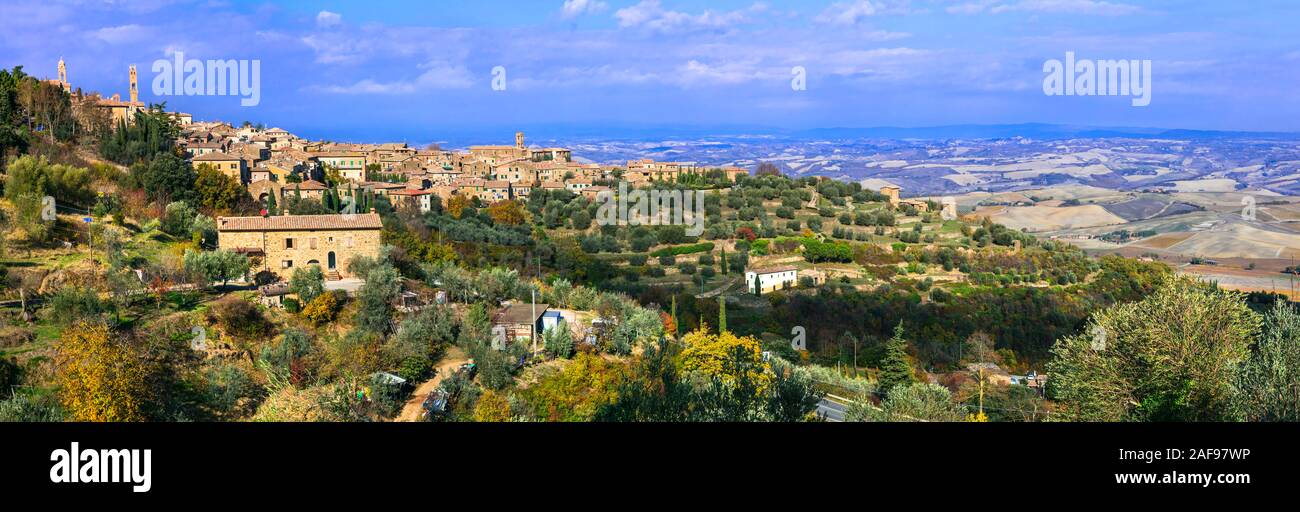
(650, 242), (715, 258)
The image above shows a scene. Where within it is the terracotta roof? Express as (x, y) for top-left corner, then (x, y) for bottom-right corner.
(97, 99), (146, 108)
(752, 265), (798, 275)
(289, 179), (329, 191)
(389, 189), (430, 196)
(193, 151), (241, 161)
(362, 181), (406, 190)
(217, 213), (382, 232)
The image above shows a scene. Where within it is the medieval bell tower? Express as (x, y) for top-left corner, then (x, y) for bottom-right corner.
(515, 131), (525, 149)
(57, 58), (67, 87)
(129, 64), (138, 104)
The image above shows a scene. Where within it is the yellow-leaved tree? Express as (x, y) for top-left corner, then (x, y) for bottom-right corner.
(473, 389), (513, 422)
(446, 194), (472, 219)
(680, 324), (772, 395)
(55, 322), (150, 422)
(487, 200), (529, 225)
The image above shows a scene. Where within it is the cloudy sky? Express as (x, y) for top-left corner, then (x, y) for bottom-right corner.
(3, 0), (1298, 143)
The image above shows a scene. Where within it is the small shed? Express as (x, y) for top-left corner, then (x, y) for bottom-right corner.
(541, 310), (565, 333)
(259, 283), (290, 308)
(492, 302), (550, 343)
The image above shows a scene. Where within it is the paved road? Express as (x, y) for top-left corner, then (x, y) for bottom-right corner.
(817, 398), (847, 422)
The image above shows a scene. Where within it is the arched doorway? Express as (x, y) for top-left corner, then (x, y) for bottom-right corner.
(327, 252), (336, 270)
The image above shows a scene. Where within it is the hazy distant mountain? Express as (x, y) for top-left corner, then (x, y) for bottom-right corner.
(520, 127), (1300, 198)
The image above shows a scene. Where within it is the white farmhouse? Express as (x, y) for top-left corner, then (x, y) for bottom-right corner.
(746, 266), (799, 294)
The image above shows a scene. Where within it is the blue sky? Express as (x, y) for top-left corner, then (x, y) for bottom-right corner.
(3, 0), (1299, 143)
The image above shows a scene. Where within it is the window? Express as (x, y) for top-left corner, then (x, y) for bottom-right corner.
(310, 238), (318, 250)
(346, 237), (354, 248)
(285, 238), (294, 249)
(282, 260), (293, 268)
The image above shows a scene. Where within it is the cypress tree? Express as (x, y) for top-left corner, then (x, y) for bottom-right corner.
(718, 296), (727, 333)
(670, 296), (678, 336)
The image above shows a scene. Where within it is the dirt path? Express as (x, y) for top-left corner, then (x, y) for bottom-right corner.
(394, 346), (469, 422)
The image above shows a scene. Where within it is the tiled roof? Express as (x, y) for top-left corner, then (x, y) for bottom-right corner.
(217, 213), (382, 232)
(362, 181), (406, 190)
(752, 265), (798, 275)
(289, 179), (329, 191)
(493, 303), (551, 325)
(193, 151), (241, 161)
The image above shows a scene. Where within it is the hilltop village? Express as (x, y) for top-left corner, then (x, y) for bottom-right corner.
(1, 60), (1296, 424)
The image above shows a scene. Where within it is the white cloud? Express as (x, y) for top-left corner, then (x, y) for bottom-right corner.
(88, 24), (150, 44)
(614, 0), (766, 34)
(561, 0), (608, 19)
(989, 0), (1140, 16)
(815, 1), (880, 26)
(860, 30), (912, 41)
(316, 10), (342, 28)
(946, 1), (996, 14)
(676, 59), (781, 86)
(311, 61), (474, 94)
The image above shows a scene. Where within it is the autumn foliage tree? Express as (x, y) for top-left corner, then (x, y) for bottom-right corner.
(473, 389), (512, 422)
(487, 200), (528, 225)
(446, 194), (471, 219)
(55, 322), (150, 422)
(680, 325), (772, 395)
(660, 311), (677, 337)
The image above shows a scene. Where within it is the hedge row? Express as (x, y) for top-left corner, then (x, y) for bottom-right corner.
(650, 242), (715, 258)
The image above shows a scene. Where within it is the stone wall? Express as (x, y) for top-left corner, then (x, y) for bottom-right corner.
(218, 227), (382, 280)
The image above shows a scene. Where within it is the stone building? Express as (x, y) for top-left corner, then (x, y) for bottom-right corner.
(315, 151), (367, 182)
(193, 151), (247, 184)
(745, 266), (799, 294)
(216, 213), (383, 280)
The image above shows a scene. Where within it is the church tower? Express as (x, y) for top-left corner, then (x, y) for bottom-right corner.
(129, 65), (138, 104)
(515, 131), (525, 149)
(57, 58), (67, 87)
